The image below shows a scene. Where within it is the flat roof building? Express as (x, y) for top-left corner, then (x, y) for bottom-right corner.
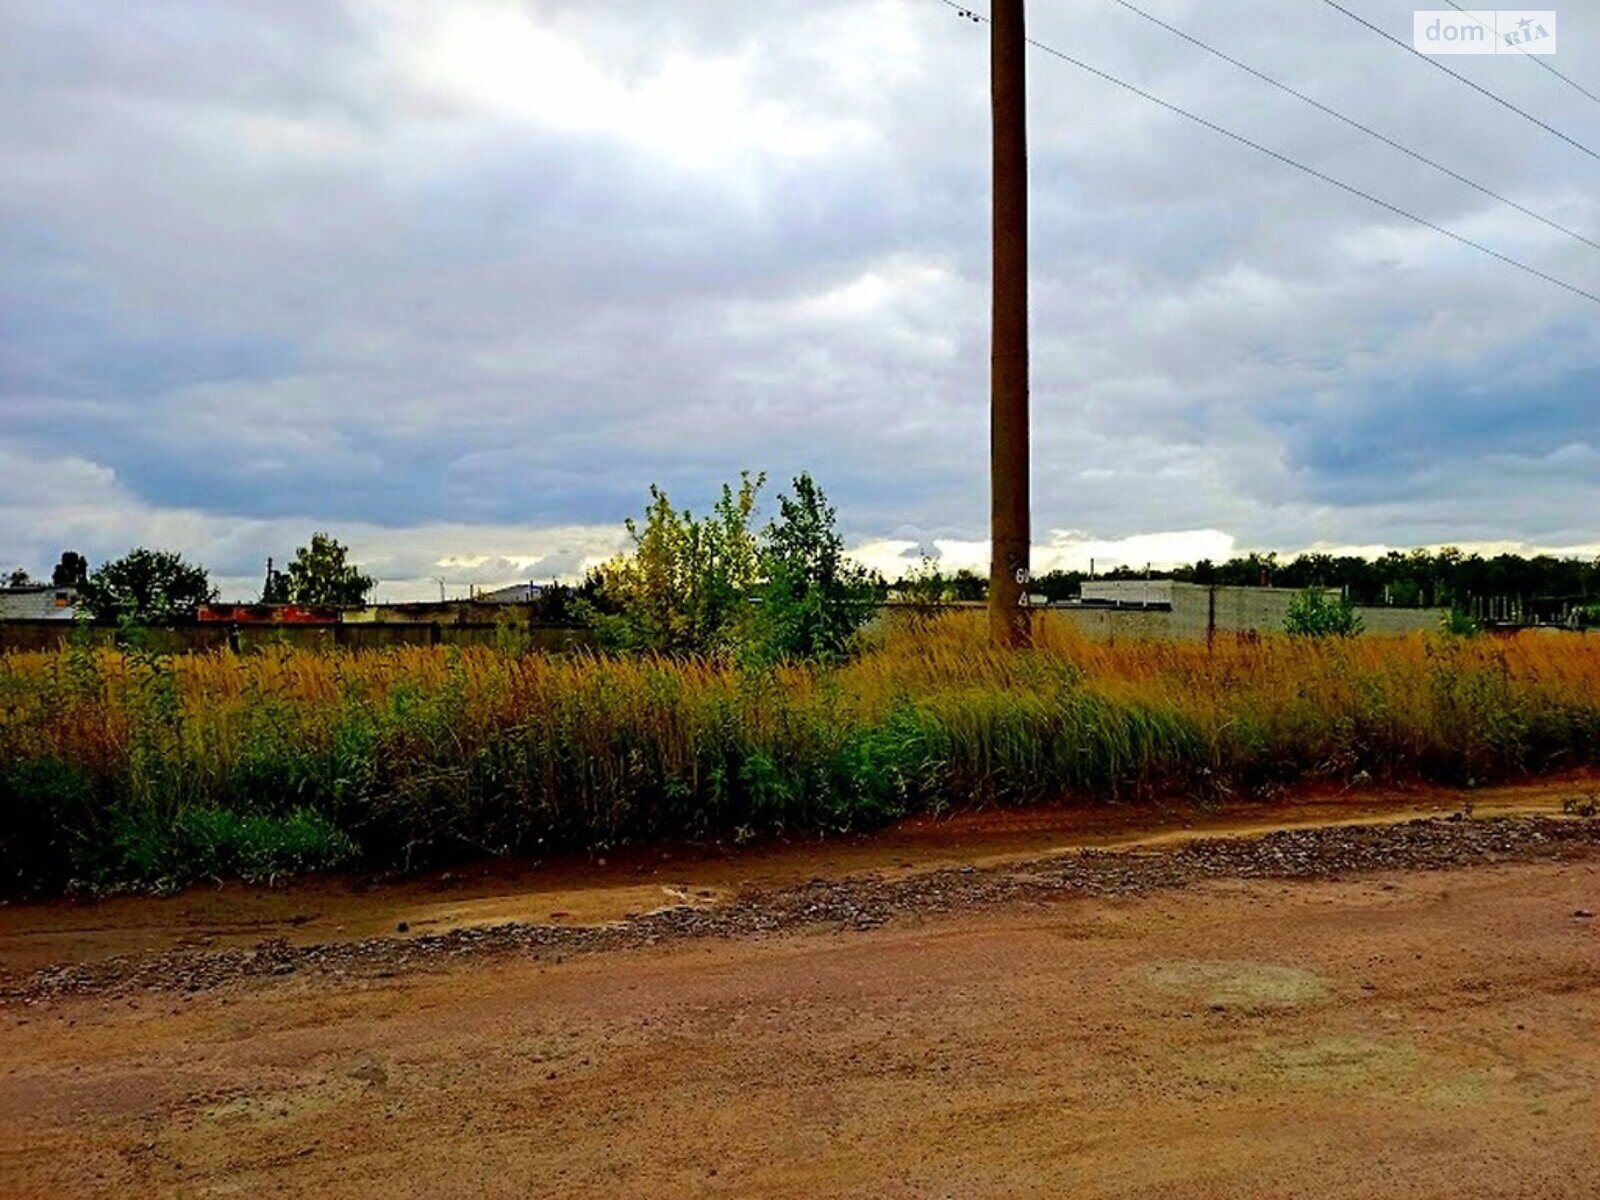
(0, 585), (78, 621)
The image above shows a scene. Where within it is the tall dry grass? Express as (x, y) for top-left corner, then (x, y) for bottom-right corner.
(1, 614), (1596, 891)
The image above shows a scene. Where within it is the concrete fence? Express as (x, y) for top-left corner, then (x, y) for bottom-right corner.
(0, 593), (1547, 656)
(1058, 583), (1448, 642)
(0, 620), (596, 656)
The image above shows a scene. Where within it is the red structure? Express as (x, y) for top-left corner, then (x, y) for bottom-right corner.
(197, 604), (342, 625)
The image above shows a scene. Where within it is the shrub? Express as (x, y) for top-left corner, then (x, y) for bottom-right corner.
(585, 472), (879, 663)
(585, 474), (763, 656)
(746, 473), (881, 665)
(104, 804), (356, 891)
(1285, 589), (1364, 638)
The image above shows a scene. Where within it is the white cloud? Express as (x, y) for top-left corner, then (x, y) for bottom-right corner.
(0, 448), (625, 601)
(849, 528), (1238, 578)
(389, 2), (869, 172)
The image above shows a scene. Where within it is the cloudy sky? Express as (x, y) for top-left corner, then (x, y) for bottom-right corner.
(2, 1), (1596, 599)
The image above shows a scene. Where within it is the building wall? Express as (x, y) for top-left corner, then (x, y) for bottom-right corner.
(0, 587), (78, 621)
(197, 603), (343, 625)
(1079, 580), (1175, 607)
(352, 601), (545, 626)
(1353, 606), (1449, 635)
(1202, 584), (1328, 637)
(0, 597), (1476, 655)
(1050, 606), (1175, 642)
(1062, 584), (1444, 642)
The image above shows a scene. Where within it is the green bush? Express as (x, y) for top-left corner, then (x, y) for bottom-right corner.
(1285, 589), (1364, 638)
(746, 474), (881, 665)
(584, 474), (763, 656)
(103, 804), (357, 891)
(584, 473), (879, 662)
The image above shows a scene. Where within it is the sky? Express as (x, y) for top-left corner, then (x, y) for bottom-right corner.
(2, 0), (1596, 600)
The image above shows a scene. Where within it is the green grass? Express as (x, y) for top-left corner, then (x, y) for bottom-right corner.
(1, 615), (1597, 893)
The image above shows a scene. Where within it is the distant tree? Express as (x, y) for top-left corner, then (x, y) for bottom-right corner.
(748, 473), (879, 663)
(890, 562), (989, 607)
(1284, 588), (1363, 638)
(1032, 569), (1086, 601)
(51, 552), (88, 589)
(283, 534), (375, 607)
(5, 567), (33, 588)
(1133, 548), (1600, 611)
(948, 568), (987, 602)
(1219, 552), (1280, 588)
(79, 549), (215, 623)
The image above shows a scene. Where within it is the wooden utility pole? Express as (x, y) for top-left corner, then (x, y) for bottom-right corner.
(988, 0), (1032, 647)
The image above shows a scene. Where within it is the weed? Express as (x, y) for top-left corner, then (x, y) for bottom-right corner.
(3, 616), (1599, 892)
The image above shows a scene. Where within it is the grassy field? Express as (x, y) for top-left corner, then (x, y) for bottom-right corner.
(2, 615), (1597, 892)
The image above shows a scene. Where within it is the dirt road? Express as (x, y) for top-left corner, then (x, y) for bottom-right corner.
(1, 788), (1597, 1197)
(2, 778), (1586, 975)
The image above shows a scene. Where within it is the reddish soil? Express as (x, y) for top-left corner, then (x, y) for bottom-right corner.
(1, 781), (1597, 1198)
(1, 776), (1588, 974)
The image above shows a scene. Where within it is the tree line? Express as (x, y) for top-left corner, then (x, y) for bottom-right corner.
(1025, 549), (1600, 608)
(5, 535), (374, 625)
(9, 496), (1596, 632)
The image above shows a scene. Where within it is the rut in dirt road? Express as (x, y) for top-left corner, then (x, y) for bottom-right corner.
(9, 814), (1597, 1003)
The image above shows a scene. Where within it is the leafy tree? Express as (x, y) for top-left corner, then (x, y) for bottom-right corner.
(1169, 547), (1599, 611)
(892, 562), (990, 605)
(948, 568), (987, 602)
(79, 549), (216, 623)
(1284, 588), (1363, 638)
(5, 567), (32, 588)
(748, 473), (879, 663)
(283, 534), (375, 607)
(51, 552), (88, 589)
(587, 474), (764, 656)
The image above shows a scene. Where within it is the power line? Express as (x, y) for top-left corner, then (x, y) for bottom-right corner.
(1111, 0), (1600, 256)
(1320, 0), (1600, 164)
(1441, 0), (1600, 107)
(934, 0), (1600, 307)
